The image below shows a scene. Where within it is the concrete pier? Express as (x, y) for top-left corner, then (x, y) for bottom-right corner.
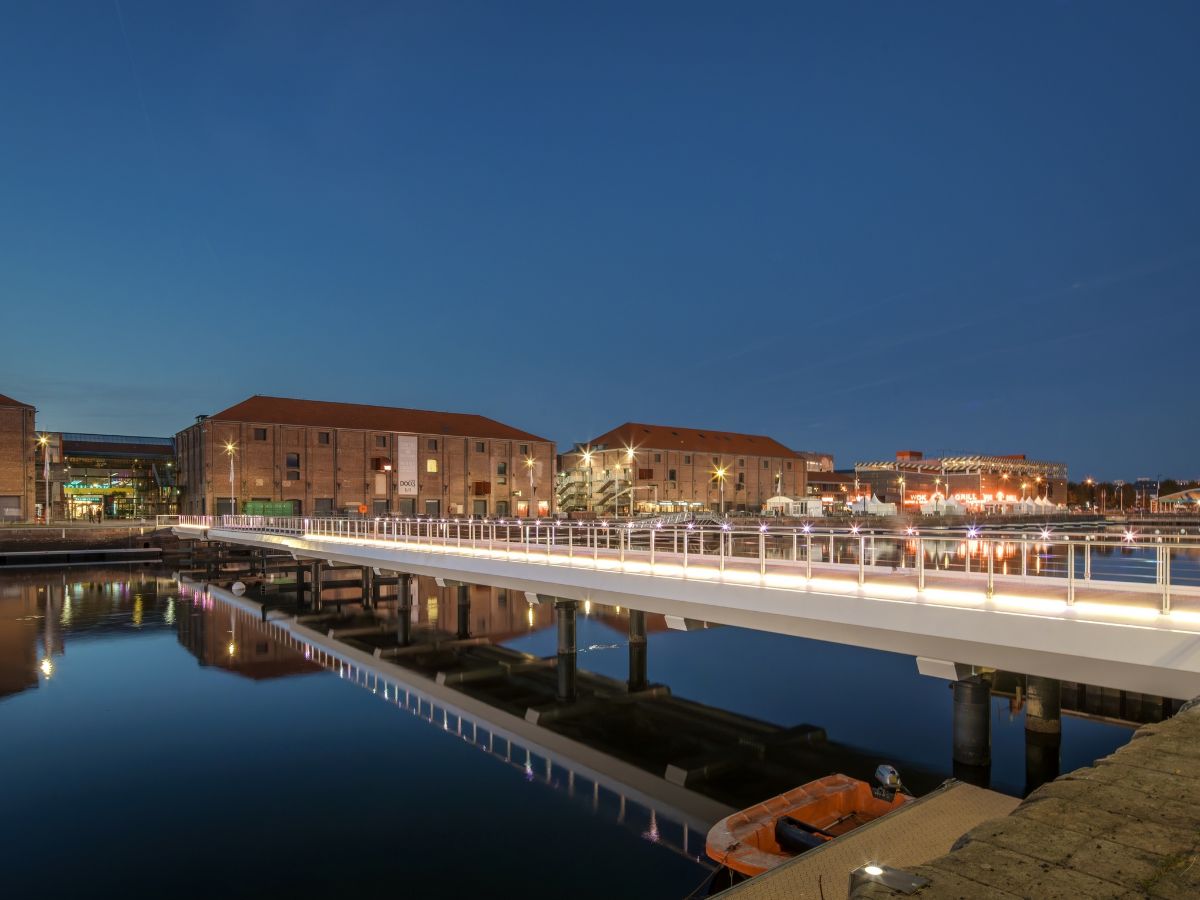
(1025, 674), (1062, 734)
(853, 700), (1200, 899)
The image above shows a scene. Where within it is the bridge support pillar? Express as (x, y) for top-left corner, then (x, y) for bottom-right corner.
(457, 584), (471, 640)
(310, 561), (322, 610)
(953, 676), (992, 770)
(628, 609), (648, 692)
(361, 567), (372, 609)
(1025, 675), (1062, 735)
(555, 598), (578, 703)
(295, 563), (307, 606)
(397, 574), (413, 646)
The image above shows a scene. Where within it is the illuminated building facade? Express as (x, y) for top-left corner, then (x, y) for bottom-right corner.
(0, 393), (36, 522)
(854, 450), (1068, 512)
(557, 422), (805, 516)
(49, 433), (178, 520)
(175, 395), (554, 518)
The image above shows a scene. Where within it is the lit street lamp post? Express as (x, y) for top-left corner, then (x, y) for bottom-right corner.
(37, 434), (50, 524)
(525, 456), (536, 516)
(714, 465), (728, 517)
(223, 440), (238, 517)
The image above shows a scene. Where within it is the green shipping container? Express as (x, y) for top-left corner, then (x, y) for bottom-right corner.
(241, 501), (297, 516)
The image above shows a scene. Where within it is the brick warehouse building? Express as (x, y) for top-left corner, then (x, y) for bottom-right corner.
(176, 395), (555, 518)
(0, 393), (36, 522)
(557, 422), (806, 516)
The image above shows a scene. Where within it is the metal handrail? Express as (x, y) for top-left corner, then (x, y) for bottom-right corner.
(170, 514), (1200, 614)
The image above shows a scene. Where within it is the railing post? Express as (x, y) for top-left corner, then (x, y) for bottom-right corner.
(1162, 542), (1171, 614)
(568, 526), (573, 560)
(759, 531), (766, 577)
(719, 529), (726, 574)
(858, 535), (865, 585)
(829, 532), (834, 564)
(1084, 536), (1091, 581)
(986, 542), (994, 599)
(683, 528), (689, 576)
(806, 533), (812, 580)
(1066, 538), (1075, 606)
(1021, 536), (1027, 578)
(792, 530), (798, 563)
(917, 538), (925, 591)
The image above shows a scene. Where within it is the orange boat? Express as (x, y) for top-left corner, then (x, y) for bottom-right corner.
(706, 766), (912, 877)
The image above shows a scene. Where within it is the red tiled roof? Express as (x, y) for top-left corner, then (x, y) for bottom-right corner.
(0, 393), (33, 408)
(205, 395), (549, 443)
(579, 422), (801, 458)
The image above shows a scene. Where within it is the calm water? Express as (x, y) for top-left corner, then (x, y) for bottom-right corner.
(1, 565), (1143, 898)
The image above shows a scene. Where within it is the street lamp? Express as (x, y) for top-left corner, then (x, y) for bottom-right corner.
(713, 465), (728, 517)
(37, 434), (51, 524)
(524, 456), (536, 515)
(897, 477), (906, 509)
(223, 439), (237, 517)
(580, 448), (594, 514)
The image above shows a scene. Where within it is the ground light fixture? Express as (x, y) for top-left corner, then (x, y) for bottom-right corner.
(848, 862), (929, 894)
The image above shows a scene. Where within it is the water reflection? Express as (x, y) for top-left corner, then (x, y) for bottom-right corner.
(0, 567), (175, 702)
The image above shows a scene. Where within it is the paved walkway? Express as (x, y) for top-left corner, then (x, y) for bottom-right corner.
(847, 702), (1200, 899)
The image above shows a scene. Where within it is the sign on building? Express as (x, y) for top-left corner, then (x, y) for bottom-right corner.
(394, 435), (418, 496)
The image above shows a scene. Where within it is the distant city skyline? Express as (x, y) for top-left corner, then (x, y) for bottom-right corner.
(3, 2), (1199, 480)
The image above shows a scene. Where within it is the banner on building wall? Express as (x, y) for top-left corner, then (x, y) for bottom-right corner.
(395, 435), (418, 496)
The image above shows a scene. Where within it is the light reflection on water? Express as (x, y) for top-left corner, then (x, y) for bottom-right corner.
(0, 564), (1154, 897)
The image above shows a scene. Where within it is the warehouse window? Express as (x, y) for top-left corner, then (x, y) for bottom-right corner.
(285, 471), (301, 481)
(376, 435), (387, 448)
(475, 441), (486, 453)
(427, 459), (438, 473)
(654, 453), (662, 463)
(519, 444), (529, 455)
(317, 432), (330, 445)
(738, 458), (745, 467)
(497, 462), (507, 476)
(786, 461), (792, 470)
(684, 455), (691, 464)
(314, 498), (334, 515)
(668, 469), (677, 482)
(427, 439), (438, 451)
(764, 460), (769, 468)
(285, 453), (300, 469)
(738, 472), (745, 485)
(253, 428), (267, 441)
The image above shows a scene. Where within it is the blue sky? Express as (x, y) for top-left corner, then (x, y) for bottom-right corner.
(2, 2), (1198, 478)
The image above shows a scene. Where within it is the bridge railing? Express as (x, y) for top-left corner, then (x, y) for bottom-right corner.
(175, 514), (1200, 613)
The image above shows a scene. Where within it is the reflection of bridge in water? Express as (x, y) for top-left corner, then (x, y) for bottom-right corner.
(177, 568), (1175, 861)
(169, 516), (1200, 702)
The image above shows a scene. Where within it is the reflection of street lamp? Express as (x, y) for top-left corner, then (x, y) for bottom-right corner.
(1084, 477), (1095, 509)
(898, 477), (906, 508)
(37, 434), (51, 523)
(223, 440), (237, 516)
(713, 465), (728, 516)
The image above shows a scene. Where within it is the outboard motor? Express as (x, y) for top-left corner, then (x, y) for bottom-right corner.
(872, 764), (903, 801)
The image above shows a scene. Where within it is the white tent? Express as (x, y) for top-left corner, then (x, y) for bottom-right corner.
(764, 496), (824, 517)
(850, 494), (897, 516)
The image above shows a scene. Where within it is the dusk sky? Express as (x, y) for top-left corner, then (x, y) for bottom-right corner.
(2, 2), (1198, 479)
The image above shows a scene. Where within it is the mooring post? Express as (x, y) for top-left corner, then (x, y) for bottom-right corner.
(953, 676), (992, 770)
(397, 573), (412, 646)
(456, 584), (470, 640)
(555, 598), (577, 702)
(310, 560), (322, 611)
(628, 609), (647, 693)
(1024, 674), (1062, 794)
